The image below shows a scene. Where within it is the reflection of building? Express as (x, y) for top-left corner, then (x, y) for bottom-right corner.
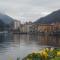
(30, 35), (60, 47)
(28, 34), (60, 47)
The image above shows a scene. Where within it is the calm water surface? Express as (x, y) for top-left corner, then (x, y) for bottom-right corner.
(0, 33), (60, 60)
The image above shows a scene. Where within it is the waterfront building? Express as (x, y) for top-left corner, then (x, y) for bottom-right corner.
(31, 23), (60, 34)
(13, 20), (21, 30)
(20, 21), (32, 33)
(37, 24), (54, 32)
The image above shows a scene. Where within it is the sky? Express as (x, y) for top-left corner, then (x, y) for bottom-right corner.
(0, 0), (60, 23)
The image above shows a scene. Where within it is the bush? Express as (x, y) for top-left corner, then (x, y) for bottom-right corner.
(23, 48), (60, 60)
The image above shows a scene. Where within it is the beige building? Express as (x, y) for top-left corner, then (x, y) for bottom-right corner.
(20, 22), (32, 33)
(37, 24), (54, 32)
(32, 23), (60, 33)
(54, 23), (60, 31)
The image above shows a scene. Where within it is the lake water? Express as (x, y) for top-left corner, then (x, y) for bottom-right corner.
(0, 33), (60, 60)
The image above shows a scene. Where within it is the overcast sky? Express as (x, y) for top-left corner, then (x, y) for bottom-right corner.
(0, 0), (60, 23)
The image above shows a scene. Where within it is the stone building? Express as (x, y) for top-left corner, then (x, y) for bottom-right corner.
(20, 22), (32, 33)
(37, 24), (54, 32)
(32, 23), (60, 34)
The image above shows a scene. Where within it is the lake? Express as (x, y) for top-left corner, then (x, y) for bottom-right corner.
(0, 33), (60, 60)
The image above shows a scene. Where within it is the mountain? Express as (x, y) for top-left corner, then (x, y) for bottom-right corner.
(0, 19), (5, 26)
(0, 13), (14, 31)
(0, 13), (14, 25)
(34, 10), (60, 24)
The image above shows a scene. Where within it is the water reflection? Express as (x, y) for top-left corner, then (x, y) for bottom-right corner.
(36, 35), (60, 47)
(20, 34), (60, 59)
(20, 34), (60, 47)
(0, 34), (60, 60)
(0, 33), (20, 60)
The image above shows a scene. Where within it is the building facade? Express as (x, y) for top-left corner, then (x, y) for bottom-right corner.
(20, 22), (32, 33)
(13, 20), (21, 30)
(31, 23), (60, 34)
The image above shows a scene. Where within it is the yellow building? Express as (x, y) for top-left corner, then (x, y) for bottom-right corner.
(32, 23), (60, 33)
(37, 24), (54, 32)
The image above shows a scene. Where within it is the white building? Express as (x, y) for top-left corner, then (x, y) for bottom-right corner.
(13, 20), (21, 30)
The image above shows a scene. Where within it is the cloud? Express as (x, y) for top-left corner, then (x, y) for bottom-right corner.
(0, 0), (60, 23)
